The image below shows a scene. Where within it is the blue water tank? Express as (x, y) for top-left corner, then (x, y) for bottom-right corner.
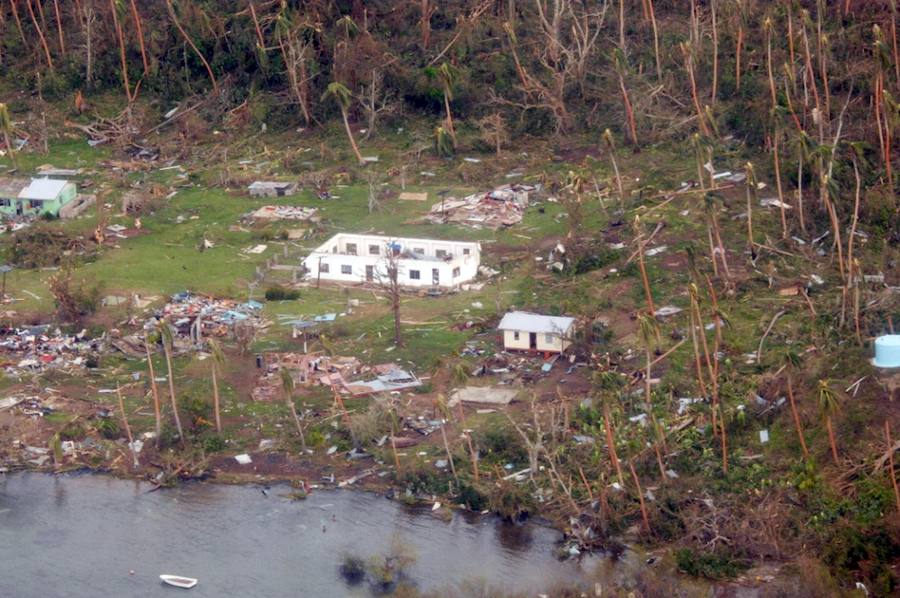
(874, 335), (900, 368)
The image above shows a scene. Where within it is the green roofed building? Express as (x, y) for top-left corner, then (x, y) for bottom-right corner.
(0, 177), (77, 218)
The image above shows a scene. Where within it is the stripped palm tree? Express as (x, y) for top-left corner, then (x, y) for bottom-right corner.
(322, 81), (364, 164)
(636, 312), (660, 413)
(281, 368), (306, 449)
(143, 333), (163, 448)
(157, 320), (184, 443)
(817, 379), (841, 464)
(437, 62), (460, 143)
(780, 348), (809, 460)
(0, 104), (18, 171)
(208, 338), (224, 434)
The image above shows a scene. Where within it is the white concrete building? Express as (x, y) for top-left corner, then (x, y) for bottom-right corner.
(498, 311), (576, 354)
(303, 233), (481, 289)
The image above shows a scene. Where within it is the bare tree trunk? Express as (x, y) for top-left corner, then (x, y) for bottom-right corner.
(109, 0), (131, 102)
(419, 0), (432, 50)
(603, 399), (624, 486)
(617, 0), (625, 50)
(162, 336), (184, 443)
(826, 416), (838, 463)
(83, 1), (95, 84)
(143, 339), (162, 447)
(26, 0), (55, 71)
(629, 462), (651, 533)
(710, 0), (718, 102)
(647, 0), (661, 81)
(886, 421), (900, 512)
(9, 0), (29, 49)
(786, 376), (809, 459)
(166, 0), (218, 93)
(52, 0), (65, 57)
(116, 384), (139, 468)
(340, 108), (364, 164)
(211, 363), (222, 433)
(773, 129), (788, 239)
(130, 0), (149, 75)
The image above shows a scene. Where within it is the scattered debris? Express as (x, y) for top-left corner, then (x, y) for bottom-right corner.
(248, 205), (319, 222)
(423, 184), (539, 230)
(448, 386), (518, 407)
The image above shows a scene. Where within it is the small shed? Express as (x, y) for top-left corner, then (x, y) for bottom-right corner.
(498, 311), (576, 354)
(248, 181), (298, 198)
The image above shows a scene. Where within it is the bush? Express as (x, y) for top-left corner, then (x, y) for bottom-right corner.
(674, 548), (747, 580)
(201, 434), (227, 453)
(47, 268), (103, 322)
(338, 555), (366, 586)
(489, 479), (534, 522)
(179, 391), (212, 432)
(457, 482), (488, 511)
(264, 286), (300, 301)
(474, 422), (527, 466)
(95, 417), (121, 440)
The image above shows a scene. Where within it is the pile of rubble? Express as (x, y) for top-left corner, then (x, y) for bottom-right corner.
(111, 292), (268, 357)
(423, 184), (539, 229)
(248, 205), (319, 222)
(251, 352), (421, 400)
(0, 325), (105, 376)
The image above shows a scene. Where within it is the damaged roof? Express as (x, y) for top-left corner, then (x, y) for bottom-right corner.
(498, 311), (575, 334)
(19, 178), (71, 201)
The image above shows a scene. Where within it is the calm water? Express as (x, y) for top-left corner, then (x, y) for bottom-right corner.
(0, 473), (606, 597)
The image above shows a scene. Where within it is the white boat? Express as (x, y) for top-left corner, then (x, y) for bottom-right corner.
(159, 574), (198, 589)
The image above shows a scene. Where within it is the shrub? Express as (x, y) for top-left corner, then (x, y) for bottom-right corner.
(338, 555), (366, 586)
(264, 286), (300, 301)
(95, 417), (121, 440)
(457, 482), (488, 511)
(202, 434), (227, 453)
(674, 548), (747, 580)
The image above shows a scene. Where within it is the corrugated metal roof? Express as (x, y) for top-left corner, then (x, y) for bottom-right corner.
(498, 311), (575, 334)
(18, 178), (70, 201)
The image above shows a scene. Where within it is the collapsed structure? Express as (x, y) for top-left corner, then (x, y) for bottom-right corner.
(247, 181), (298, 198)
(251, 352), (421, 401)
(302, 233), (481, 289)
(424, 184), (538, 229)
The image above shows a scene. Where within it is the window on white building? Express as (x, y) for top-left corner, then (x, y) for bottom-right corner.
(513, 331), (520, 341)
(463, 248), (470, 255)
(368, 245), (380, 255)
(413, 247), (424, 255)
(545, 333), (555, 344)
(452, 267), (460, 277)
(345, 243), (358, 255)
(319, 263), (330, 273)
(435, 249), (448, 258)
(341, 265), (352, 274)
(409, 270), (421, 280)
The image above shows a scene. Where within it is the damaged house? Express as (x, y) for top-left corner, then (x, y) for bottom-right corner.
(498, 311), (576, 354)
(0, 177), (78, 218)
(302, 233), (481, 289)
(248, 181), (299, 198)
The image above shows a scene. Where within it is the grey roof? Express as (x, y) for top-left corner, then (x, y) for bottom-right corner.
(498, 311), (575, 334)
(19, 178), (70, 201)
(248, 181), (296, 189)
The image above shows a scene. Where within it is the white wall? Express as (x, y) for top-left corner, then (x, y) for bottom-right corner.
(502, 328), (572, 353)
(303, 234), (481, 289)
